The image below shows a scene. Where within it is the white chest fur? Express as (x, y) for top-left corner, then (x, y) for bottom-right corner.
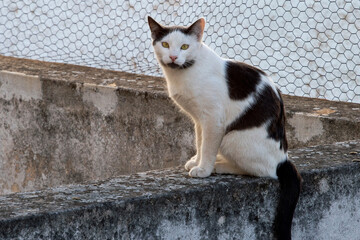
(161, 45), (229, 121)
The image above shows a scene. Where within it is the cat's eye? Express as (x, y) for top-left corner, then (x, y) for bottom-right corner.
(162, 42), (169, 48)
(181, 44), (189, 50)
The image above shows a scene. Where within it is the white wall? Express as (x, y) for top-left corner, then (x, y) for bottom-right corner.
(0, 0), (359, 103)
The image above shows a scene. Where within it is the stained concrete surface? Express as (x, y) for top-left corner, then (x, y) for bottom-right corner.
(0, 56), (360, 239)
(0, 140), (360, 239)
(1, 55), (360, 194)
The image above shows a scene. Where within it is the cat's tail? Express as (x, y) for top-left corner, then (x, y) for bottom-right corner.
(274, 160), (302, 240)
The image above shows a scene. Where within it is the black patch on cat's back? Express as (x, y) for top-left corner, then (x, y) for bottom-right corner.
(226, 86), (277, 132)
(225, 61), (266, 100)
(226, 86), (288, 151)
(268, 89), (288, 151)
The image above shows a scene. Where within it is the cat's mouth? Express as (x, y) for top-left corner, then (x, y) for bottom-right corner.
(161, 60), (195, 70)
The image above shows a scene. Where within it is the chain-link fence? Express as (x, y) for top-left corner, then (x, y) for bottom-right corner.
(0, 0), (359, 103)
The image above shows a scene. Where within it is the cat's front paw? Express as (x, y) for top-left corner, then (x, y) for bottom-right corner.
(189, 166), (212, 178)
(185, 156), (198, 171)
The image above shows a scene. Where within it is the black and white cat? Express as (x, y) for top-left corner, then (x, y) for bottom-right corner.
(148, 17), (301, 239)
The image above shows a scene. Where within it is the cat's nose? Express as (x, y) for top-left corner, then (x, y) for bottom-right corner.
(169, 56), (178, 62)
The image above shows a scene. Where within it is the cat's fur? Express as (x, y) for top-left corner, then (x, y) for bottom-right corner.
(148, 17), (301, 240)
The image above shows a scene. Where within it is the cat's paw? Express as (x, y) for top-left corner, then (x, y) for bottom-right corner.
(189, 166), (212, 178)
(185, 156), (198, 171)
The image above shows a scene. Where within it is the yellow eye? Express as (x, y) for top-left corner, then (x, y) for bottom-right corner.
(162, 42), (169, 48)
(181, 44), (189, 50)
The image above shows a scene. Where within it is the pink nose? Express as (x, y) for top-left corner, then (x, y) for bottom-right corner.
(169, 56), (177, 62)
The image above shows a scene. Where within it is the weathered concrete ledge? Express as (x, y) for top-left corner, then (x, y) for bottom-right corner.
(1, 55), (360, 194)
(1, 140), (360, 239)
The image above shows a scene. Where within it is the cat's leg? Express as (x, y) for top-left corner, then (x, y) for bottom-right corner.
(214, 155), (247, 175)
(185, 122), (202, 171)
(189, 121), (224, 178)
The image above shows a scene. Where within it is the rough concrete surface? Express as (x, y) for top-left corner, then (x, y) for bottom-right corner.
(1, 140), (360, 239)
(0, 72), (193, 195)
(1, 55), (360, 195)
(284, 95), (360, 149)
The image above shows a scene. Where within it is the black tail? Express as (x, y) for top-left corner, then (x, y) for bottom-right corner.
(274, 160), (302, 240)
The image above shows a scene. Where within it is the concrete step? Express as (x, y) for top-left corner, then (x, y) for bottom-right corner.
(1, 140), (360, 239)
(1, 55), (360, 194)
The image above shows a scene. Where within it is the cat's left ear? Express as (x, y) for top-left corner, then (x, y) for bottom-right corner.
(187, 18), (205, 41)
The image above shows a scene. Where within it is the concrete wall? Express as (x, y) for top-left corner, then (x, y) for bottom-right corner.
(0, 70), (194, 195)
(1, 140), (360, 239)
(1, 56), (360, 195)
(0, 0), (360, 102)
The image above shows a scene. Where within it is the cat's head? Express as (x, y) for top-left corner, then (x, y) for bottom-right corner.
(148, 17), (205, 70)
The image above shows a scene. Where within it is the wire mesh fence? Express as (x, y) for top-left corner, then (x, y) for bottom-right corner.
(0, 0), (359, 103)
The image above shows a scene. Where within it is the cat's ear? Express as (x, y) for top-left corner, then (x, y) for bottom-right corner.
(148, 16), (165, 40)
(187, 18), (205, 41)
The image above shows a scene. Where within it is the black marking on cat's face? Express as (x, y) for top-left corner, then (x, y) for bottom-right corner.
(148, 17), (205, 44)
(225, 61), (266, 100)
(225, 86), (287, 151)
(160, 59), (195, 69)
